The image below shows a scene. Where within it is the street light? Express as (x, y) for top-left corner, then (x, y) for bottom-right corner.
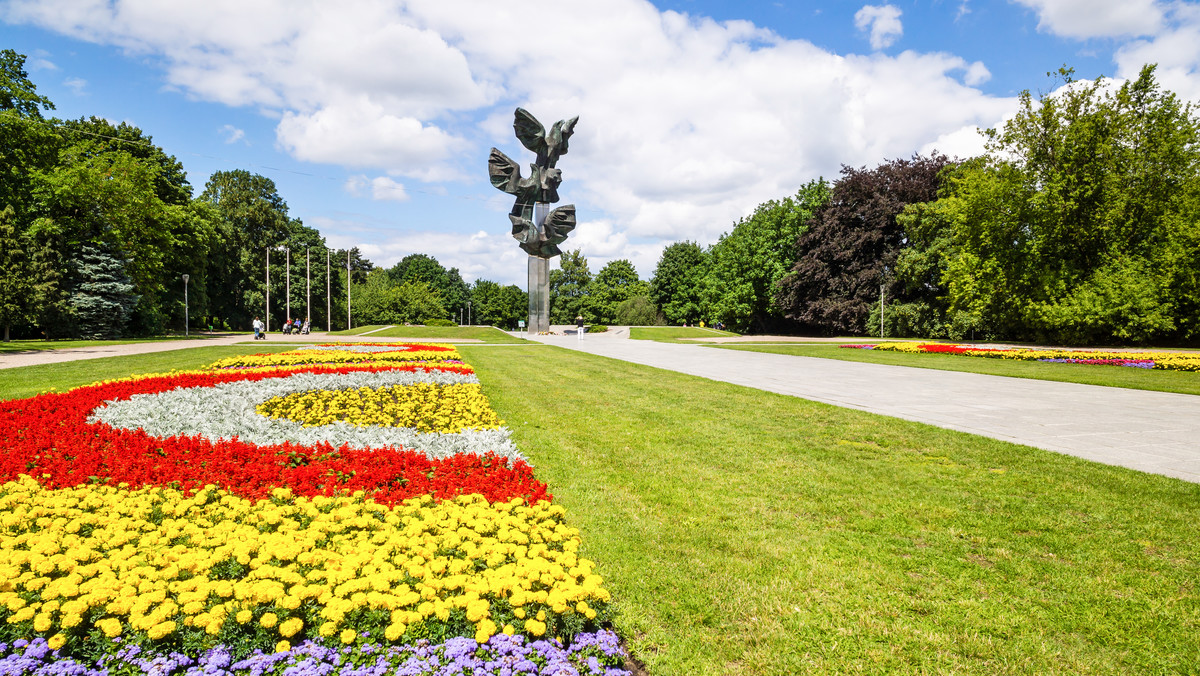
(182, 274), (189, 337)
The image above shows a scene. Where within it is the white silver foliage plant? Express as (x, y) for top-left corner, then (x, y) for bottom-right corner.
(88, 370), (524, 462)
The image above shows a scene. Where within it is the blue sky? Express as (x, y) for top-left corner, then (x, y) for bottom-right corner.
(3, 0), (1198, 286)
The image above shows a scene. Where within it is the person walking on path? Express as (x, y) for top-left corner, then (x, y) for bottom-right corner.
(576, 315), (584, 341)
(252, 317), (264, 340)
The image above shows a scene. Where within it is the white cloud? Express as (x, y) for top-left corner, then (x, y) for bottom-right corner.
(1011, 0), (1164, 38)
(345, 175), (410, 202)
(218, 124), (245, 144)
(854, 4), (903, 50)
(275, 99), (468, 179)
(4, 0), (1024, 282)
(1113, 2), (1200, 102)
(62, 76), (86, 95)
(963, 61), (991, 86)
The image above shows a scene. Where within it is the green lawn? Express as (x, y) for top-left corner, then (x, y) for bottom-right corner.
(462, 345), (1200, 675)
(0, 334), (228, 354)
(360, 325), (531, 343)
(4, 344), (1198, 674)
(714, 343), (1200, 396)
(327, 325), (389, 336)
(629, 326), (741, 343)
(0, 344), (296, 400)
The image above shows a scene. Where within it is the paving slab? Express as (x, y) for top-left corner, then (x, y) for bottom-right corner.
(527, 329), (1200, 484)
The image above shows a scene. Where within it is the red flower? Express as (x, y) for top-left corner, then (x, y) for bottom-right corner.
(0, 365), (549, 505)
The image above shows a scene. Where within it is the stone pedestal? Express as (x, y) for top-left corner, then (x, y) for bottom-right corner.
(527, 256), (549, 333)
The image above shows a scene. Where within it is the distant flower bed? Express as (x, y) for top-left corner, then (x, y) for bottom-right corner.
(0, 345), (629, 674)
(842, 342), (1200, 372)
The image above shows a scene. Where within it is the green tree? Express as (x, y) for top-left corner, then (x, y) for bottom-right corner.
(615, 295), (664, 326)
(706, 179), (830, 333)
(472, 280), (526, 329)
(68, 244), (139, 339)
(650, 241), (708, 325)
(588, 259), (647, 324)
(549, 249), (592, 323)
(942, 65), (1200, 344)
(200, 170), (294, 328)
(0, 206), (29, 340)
(776, 158), (948, 336)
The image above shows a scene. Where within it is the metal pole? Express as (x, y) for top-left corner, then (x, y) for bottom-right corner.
(265, 248), (270, 333)
(346, 249), (351, 330)
(880, 282), (885, 340)
(285, 247), (291, 323)
(182, 274), (189, 337)
(468, 302), (472, 326)
(326, 248), (331, 332)
(306, 246), (311, 326)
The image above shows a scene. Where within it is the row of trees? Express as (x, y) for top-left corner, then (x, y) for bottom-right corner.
(644, 65), (1200, 345)
(0, 50), (525, 340)
(350, 253), (528, 330)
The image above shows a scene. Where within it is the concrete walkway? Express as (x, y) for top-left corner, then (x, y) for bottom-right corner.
(528, 328), (1200, 484)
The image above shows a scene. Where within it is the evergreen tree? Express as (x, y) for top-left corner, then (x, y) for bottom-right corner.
(69, 245), (139, 339)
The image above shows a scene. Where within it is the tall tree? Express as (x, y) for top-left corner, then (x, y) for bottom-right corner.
(942, 65), (1200, 343)
(0, 206), (29, 340)
(776, 158), (947, 335)
(67, 244), (139, 339)
(549, 249), (592, 324)
(200, 170), (294, 328)
(650, 241), (708, 325)
(705, 179), (830, 333)
(588, 259), (648, 324)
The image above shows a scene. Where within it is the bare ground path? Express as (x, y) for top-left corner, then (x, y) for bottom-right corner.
(528, 327), (1200, 483)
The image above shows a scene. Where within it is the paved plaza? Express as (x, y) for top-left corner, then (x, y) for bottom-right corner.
(4, 328), (1199, 484)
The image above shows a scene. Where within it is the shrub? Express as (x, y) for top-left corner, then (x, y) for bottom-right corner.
(586, 324), (608, 333)
(423, 318), (456, 327)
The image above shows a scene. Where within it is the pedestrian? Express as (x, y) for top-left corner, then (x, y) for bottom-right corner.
(576, 314), (584, 341)
(252, 316), (264, 340)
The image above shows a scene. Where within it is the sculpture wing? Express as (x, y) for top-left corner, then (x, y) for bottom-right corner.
(550, 116), (579, 157)
(513, 108), (547, 155)
(488, 148), (521, 193)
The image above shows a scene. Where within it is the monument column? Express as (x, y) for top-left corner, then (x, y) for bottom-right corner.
(487, 108), (579, 335)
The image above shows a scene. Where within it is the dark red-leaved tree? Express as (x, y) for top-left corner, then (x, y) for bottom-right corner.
(775, 154), (951, 335)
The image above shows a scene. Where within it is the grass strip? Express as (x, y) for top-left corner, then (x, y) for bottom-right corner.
(362, 326), (531, 343)
(0, 335), (229, 354)
(629, 327), (740, 343)
(461, 345), (1200, 675)
(713, 343), (1200, 396)
(0, 344), (297, 401)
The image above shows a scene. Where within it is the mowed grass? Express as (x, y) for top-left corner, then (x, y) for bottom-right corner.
(716, 343), (1200, 396)
(0, 335), (229, 354)
(629, 326), (740, 343)
(328, 325), (388, 336)
(364, 326), (530, 343)
(0, 344), (297, 400)
(461, 345), (1200, 675)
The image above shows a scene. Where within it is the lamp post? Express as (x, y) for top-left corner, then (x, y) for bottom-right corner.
(326, 248), (331, 333)
(306, 246), (311, 328)
(182, 274), (189, 337)
(346, 249), (352, 330)
(285, 246), (291, 324)
(265, 248), (270, 333)
(468, 302), (472, 326)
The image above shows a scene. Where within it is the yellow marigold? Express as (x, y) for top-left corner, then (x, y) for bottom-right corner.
(275, 640), (291, 653)
(260, 612), (278, 629)
(339, 628), (357, 645)
(279, 617), (303, 638)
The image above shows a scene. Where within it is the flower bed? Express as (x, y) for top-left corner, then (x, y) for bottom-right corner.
(843, 342), (1200, 372)
(0, 345), (629, 674)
